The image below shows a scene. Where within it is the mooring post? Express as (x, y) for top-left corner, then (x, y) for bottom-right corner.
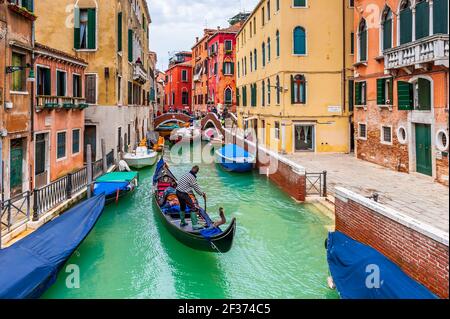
(101, 139), (107, 174)
(86, 144), (92, 199)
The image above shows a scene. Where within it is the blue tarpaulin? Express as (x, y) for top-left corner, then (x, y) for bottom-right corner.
(200, 227), (222, 240)
(0, 195), (105, 299)
(93, 182), (130, 196)
(327, 231), (438, 299)
(219, 144), (250, 159)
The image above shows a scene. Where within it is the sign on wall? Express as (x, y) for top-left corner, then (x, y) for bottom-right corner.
(328, 106), (342, 113)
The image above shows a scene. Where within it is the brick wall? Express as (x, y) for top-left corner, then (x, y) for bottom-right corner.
(436, 156), (449, 186)
(335, 189), (449, 299)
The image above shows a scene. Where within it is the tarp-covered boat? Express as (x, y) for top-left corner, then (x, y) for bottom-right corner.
(152, 159), (236, 253)
(93, 171), (138, 204)
(326, 231), (438, 299)
(215, 144), (255, 173)
(0, 195), (105, 299)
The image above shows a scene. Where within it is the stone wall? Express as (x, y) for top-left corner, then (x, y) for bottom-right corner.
(335, 187), (449, 299)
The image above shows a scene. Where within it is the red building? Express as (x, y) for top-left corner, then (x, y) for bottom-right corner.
(207, 23), (243, 114)
(164, 51), (192, 113)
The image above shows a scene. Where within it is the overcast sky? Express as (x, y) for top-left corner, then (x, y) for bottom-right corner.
(147, 0), (259, 71)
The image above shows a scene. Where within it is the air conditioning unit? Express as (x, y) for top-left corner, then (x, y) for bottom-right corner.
(5, 101), (13, 109)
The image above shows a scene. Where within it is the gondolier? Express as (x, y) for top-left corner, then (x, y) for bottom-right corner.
(176, 166), (206, 228)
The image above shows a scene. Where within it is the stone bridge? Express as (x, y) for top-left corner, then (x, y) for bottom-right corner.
(154, 113), (192, 128)
(200, 113), (225, 136)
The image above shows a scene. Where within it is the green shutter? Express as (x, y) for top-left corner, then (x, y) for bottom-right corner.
(231, 62), (235, 75)
(87, 8), (96, 49)
(243, 86), (247, 106)
(377, 78), (386, 105)
(128, 29), (133, 62)
(290, 75), (295, 104)
(400, 8), (413, 45)
(415, 1), (430, 40)
(222, 63), (225, 74)
(355, 82), (362, 105)
(397, 81), (413, 110)
(118, 12), (122, 52)
(237, 88), (240, 106)
(74, 8), (80, 49)
(348, 80), (354, 111)
(418, 78), (431, 110)
(433, 0), (448, 34)
(360, 30), (367, 61)
(383, 19), (392, 51)
(388, 78), (393, 104)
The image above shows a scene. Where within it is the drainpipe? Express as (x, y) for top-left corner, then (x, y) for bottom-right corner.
(342, 0), (347, 114)
(29, 15), (35, 191)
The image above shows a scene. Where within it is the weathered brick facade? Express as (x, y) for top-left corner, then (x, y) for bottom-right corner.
(335, 189), (449, 299)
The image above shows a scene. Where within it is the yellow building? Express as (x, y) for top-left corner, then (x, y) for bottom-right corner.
(34, 0), (153, 160)
(236, 0), (354, 153)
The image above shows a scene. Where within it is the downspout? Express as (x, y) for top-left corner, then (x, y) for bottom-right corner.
(29, 13), (35, 191)
(342, 0), (347, 114)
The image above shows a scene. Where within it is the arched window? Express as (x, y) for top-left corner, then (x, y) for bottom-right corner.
(262, 80), (266, 106)
(276, 75), (280, 104)
(276, 30), (280, 57)
(254, 49), (258, 70)
(224, 87), (233, 104)
(293, 26), (306, 55)
(267, 37), (271, 62)
(399, 0), (412, 45)
(415, 0), (430, 40)
(267, 79), (271, 105)
(250, 52), (253, 72)
(262, 42), (266, 67)
(291, 74), (306, 104)
(358, 19), (367, 61)
(381, 7), (393, 51)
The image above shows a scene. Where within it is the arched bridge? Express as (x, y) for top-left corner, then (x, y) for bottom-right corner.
(201, 113), (225, 136)
(154, 113), (192, 128)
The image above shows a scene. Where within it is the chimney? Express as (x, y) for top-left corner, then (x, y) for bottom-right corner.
(217, 26), (221, 30)
(196, 37), (199, 43)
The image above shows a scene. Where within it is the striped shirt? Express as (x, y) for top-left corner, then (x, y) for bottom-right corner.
(176, 172), (203, 195)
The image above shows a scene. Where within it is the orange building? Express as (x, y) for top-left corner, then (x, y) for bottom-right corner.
(164, 51), (192, 113)
(33, 43), (88, 187)
(353, 0), (449, 185)
(192, 29), (215, 113)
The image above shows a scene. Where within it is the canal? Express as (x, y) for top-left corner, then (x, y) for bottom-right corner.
(42, 148), (338, 299)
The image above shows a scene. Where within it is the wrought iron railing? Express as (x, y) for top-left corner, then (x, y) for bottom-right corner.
(106, 149), (115, 167)
(0, 191), (32, 247)
(305, 171), (327, 198)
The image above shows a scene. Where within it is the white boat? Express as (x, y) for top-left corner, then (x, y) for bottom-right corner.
(123, 147), (159, 169)
(170, 127), (201, 142)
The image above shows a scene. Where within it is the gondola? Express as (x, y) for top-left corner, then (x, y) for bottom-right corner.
(93, 171), (139, 204)
(152, 159), (236, 253)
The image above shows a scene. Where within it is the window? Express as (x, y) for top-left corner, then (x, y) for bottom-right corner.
(223, 61), (234, 75)
(262, 42), (266, 67)
(413, 78), (431, 111)
(37, 66), (51, 96)
(171, 92), (175, 105)
(74, 8), (96, 50)
(350, 32), (355, 54)
(380, 78), (393, 106)
(267, 38), (271, 62)
(127, 81), (133, 105)
(293, 0), (306, 7)
(182, 91), (189, 105)
(293, 26), (306, 55)
(236, 87), (240, 106)
(117, 76), (122, 102)
(381, 126), (393, 144)
(254, 49), (257, 70)
(128, 29), (133, 62)
(11, 52), (26, 92)
(262, 7), (265, 26)
(262, 80), (265, 106)
(358, 123), (367, 139)
(276, 0), (280, 11)
(267, 1), (271, 20)
(381, 7), (393, 51)
(397, 126), (408, 144)
(399, 1), (412, 45)
(224, 40), (233, 52)
(72, 129), (80, 154)
(9, 0), (34, 11)
(85, 74), (97, 104)
(291, 74), (306, 104)
(348, 80), (354, 111)
(251, 83), (257, 107)
(238, 61), (240, 78)
(73, 74), (82, 98)
(181, 70), (188, 82)
(275, 122), (280, 139)
(276, 75), (280, 104)
(250, 21), (253, 37)
(355, 81), (367, 106)
(57, 132), (67, 159)
(415, 0), (429, 40)
(358, 19), (367, 61)
(214, 63), (218, 75)
(253, 17), (256, 34)
(349, 0), (354, 7)
(276, 30), (280, 57)
(242, 86), (247, 106)
(250, 52), (253, 72)
(56, 71), (67, 97)
(224, 88), (232, 104)
(117, 12), (123, 52)
(244, 57), (247, 75)
(267, 79), (271, 105)
(434, 0), (448, 34)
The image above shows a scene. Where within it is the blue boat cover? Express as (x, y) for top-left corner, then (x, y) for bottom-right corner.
(200, 227), (222, 240)
(219, 144), (251, 160)
(153, 158), (166, 184)
(0, 195), (105, 299)
(93, 181), (130, 196)
(327, 231), (438, 299)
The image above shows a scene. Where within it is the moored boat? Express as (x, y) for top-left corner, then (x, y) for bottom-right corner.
(0, 195), (106, 299)
(153, 136), (165, 152)
(215, 144), (255, 173)
(93, 171), (139, 204)
(152, 159), (236, 253)
(123, 146), (159, 169)
(202, 127), (223, 144)
(170, 127), (201, 143)
(326, 231), (438, 299)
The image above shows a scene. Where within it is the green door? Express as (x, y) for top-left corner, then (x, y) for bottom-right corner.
(415, 124), (432, 176)
(10, 139), (24, 193)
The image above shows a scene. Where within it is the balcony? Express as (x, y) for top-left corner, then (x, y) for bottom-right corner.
(384, 34), (449, 71)
(35, 96), (88, 111)
(133, 63), (148, 84)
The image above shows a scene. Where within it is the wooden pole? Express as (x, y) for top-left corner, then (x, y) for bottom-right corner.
(101, 139), (107, 174)
(86, 144), (92, 199)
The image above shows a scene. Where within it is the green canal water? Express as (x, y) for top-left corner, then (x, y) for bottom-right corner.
(42, 150), (338, 299)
